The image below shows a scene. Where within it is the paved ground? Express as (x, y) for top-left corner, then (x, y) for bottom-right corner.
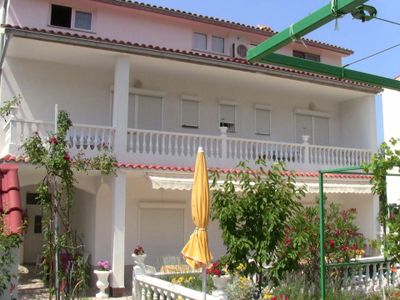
(18, 265), (131, 299)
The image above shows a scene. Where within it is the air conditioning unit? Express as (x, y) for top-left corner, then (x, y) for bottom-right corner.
(232, 43), (248, 58)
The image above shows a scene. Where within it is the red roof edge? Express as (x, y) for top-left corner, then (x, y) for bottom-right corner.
(0, 164), (23, 235)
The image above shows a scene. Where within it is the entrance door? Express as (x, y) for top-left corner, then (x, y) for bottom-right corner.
(23, 193), (44, 264)
(139, 206), (185, 269)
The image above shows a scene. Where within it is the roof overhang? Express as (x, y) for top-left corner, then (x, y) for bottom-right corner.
(1, 26), (380, 94)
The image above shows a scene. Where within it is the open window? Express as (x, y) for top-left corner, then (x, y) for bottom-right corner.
(50, 4), (93, 31)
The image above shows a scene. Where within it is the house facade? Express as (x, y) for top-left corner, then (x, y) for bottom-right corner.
(0, 0), (381, 295)
(381, 80), (400, 206)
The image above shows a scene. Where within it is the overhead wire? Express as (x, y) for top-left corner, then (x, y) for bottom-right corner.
(343, 15), (400, 68)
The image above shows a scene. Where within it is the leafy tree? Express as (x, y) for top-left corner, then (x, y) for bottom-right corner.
(210, 159), (306, 295)
(364, 138), (400, 262)
(22, 110), (117, 299)
(279, 200), (365, 287)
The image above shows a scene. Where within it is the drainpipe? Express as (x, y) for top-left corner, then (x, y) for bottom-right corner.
(0, 0), (10, 87)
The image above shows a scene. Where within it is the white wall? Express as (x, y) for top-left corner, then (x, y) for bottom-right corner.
(382, 88), (400, 204)
(7, 0), (345, 65)
(339, 95), (378, 150)
(1, 57), (113, 125)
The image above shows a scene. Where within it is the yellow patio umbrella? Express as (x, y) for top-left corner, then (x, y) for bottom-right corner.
(182, 147), (212, 297)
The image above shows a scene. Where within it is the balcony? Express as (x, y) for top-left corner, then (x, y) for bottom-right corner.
(3, 119), (374, 171)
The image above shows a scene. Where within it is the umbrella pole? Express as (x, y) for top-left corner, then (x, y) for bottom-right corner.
(202, 267), (206, 300)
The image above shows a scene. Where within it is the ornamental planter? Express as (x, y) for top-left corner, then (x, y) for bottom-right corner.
(211, 274), (230, 299)
(132, 253), (147, 265)
(94, 270), (112, 298)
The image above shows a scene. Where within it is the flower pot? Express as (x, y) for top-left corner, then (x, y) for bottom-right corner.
(212, 274), (230, 299)
(94, 270), (111, 298)
(132, 253), (147, 265)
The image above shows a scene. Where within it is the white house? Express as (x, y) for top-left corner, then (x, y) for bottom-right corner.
(381, 77), (400, 206)
(0, 0), (381, 295)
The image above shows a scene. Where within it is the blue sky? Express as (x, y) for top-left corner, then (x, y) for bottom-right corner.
(143, 0), (400, 79)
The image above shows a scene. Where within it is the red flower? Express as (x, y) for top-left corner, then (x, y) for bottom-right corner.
(64, 153), (70, 161)
(285, 237), (291, 247)
(50, 136), (59, 145)
(352, 244), (358, 250)
(328, 239), (335, 248)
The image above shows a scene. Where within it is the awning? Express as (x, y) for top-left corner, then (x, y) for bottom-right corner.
(0, 164), (22, 235)
(148, 175), (372, 194)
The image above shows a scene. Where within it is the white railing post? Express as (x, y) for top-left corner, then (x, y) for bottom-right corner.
(302, 135), (310, 164)
(219, 127), (228, 160)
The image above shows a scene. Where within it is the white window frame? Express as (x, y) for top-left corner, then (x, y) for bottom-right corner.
(192, 32), (208, 51)
(294, 108), (331, 145)
(211, 36), (225, 54)
(49, 3), (95, 33)
(180, 95), (200, 129)
(254, 104), (272, 136)
(219, 100), (237, 133)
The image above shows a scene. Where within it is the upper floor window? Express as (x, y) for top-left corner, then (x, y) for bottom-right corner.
(193, 32), (207, 51)
(50, 4), (93, 31)
(255, 105), (271, 135)
(128, 90), (164, 130)
(295, 110), (330, 145)
(181, 97), (200, 128)
(293, 50), (320, 62)
(211, 36), (224, 53)
(219, 103), (236, 133)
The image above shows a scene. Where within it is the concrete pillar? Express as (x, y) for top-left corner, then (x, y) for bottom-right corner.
(110, 171), (127, 296)
(112, 56), (130, 159)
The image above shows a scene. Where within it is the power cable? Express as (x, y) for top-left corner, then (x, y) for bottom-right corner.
(344, 42), (400, 68)
(373, 16), (400, 27)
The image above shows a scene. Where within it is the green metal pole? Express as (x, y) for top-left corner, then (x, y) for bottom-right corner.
(258, 53), (400, 92)
(247, 0), (369, 62)
(319, 172), (326, 300)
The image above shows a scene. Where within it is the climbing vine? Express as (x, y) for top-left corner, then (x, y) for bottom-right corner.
(22, 110), (117, 299)
(364, 138), (400, 261)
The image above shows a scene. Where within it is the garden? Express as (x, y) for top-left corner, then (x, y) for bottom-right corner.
(133, 139), (400, 300)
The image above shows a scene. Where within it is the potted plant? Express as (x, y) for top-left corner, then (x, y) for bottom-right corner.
(132, 245), (147, 265)
(207, 261), (230, 298)
(94, 260), (112, 298)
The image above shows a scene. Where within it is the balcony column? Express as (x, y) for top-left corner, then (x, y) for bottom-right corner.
(112, 55), (130, 159)
(110, 171), (127, 296)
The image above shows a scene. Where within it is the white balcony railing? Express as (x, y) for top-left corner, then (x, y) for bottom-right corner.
(3, 119), (115, 156)
(127, 128), (373, 169)
(327, 256), (400, 293)
(3, 119), (373, 170)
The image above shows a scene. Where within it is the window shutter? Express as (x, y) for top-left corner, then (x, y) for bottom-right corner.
(255, 108), (271, 135)
(220, 104), (235, 132)
(137, 95), (162, 130)
(181, 99), (199, 128)
(314, 116), (329, 146)
(193, 33), (207, 50)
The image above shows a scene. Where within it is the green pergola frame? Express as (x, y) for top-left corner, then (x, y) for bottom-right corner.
(247, 0), (400, 91)
(319, 166), (400, 299)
